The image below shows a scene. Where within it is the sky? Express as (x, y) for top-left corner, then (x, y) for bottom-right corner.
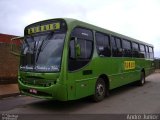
(0, 0), (160, 57)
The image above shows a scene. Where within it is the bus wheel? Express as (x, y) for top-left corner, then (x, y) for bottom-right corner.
(137, 72), (145, 86)
(93, 78), (106, 102)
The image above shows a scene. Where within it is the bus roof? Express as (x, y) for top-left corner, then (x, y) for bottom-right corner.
(25, 18), (153, 47)
(64, 18), (153, 47)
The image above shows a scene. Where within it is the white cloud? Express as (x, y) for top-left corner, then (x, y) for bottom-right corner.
(84, 0), (160, 57)
(0, 0), (160, 57)
(21, 10), (49, 25)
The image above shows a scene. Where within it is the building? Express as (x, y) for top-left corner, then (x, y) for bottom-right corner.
(0, 33), (20, 45)
(0, 33), (20, 84)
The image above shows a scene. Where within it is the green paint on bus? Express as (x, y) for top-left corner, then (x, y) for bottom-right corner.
(17, 18), (154, 102)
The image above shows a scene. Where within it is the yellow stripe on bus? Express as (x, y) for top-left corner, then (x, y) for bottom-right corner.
(124, 61), (135, 70)
(27, 23), (60, 35)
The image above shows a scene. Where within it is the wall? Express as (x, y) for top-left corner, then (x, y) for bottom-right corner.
(0, 34), (20, 84)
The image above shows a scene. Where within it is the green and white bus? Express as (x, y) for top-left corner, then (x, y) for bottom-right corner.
(16, 18), (154, 102)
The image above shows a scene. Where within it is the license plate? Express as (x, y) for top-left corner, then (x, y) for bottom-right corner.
(29, 89), (37, 94)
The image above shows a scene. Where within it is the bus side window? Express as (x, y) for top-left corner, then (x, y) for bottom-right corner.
(69, 39), (76, 59)
(111, 36), (116, 57)
(122, 39), (132, 57)
(69, 27), (94, 71)
(132, 42), (139, 58)
(115, 37), (122, 57)
(96, 32), (111, 57)
(111, 36), (122, 57)
(139, 44), (145, 58)
(145, 46), (149, 59)
(149, 46), (154, 59)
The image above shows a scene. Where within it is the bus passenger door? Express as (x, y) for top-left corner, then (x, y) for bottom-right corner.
(67, 27), (94, 100)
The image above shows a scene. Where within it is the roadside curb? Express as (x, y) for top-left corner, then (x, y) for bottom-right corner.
(155, 69), (160, 73)
(0, 83), (19, 99)
(0, 93), (20, 99)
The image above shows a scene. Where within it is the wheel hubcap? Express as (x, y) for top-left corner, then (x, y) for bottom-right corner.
(97, 84), (104, 96)
(142, 77), (145, 84)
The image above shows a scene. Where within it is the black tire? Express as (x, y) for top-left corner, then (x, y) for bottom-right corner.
(137, 72), (145, 86)
(93, 78), (106, 102)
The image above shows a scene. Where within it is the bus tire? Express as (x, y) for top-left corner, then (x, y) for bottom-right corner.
(137, 72), (145, 86)
(93, 78), (106, 102)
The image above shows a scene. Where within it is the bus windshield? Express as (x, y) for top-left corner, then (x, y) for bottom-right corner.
(20, 32), (65, 72)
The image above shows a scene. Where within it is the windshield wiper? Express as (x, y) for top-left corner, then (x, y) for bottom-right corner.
(23, 36), (35, 55)
(36, 31), (54, 62)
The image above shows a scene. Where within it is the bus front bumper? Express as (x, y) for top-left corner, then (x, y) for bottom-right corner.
(18, 80), (68, 101)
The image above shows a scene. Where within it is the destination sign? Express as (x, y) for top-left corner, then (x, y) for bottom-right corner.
(124, 61), (135, 70)
(27, 22), (60, 35)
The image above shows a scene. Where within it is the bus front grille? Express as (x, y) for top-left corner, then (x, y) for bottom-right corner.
(20, 78), (54, 87)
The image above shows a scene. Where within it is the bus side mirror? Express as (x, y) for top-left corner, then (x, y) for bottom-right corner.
(70, 37), (81, 59)
(75, 43), (81, 58)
